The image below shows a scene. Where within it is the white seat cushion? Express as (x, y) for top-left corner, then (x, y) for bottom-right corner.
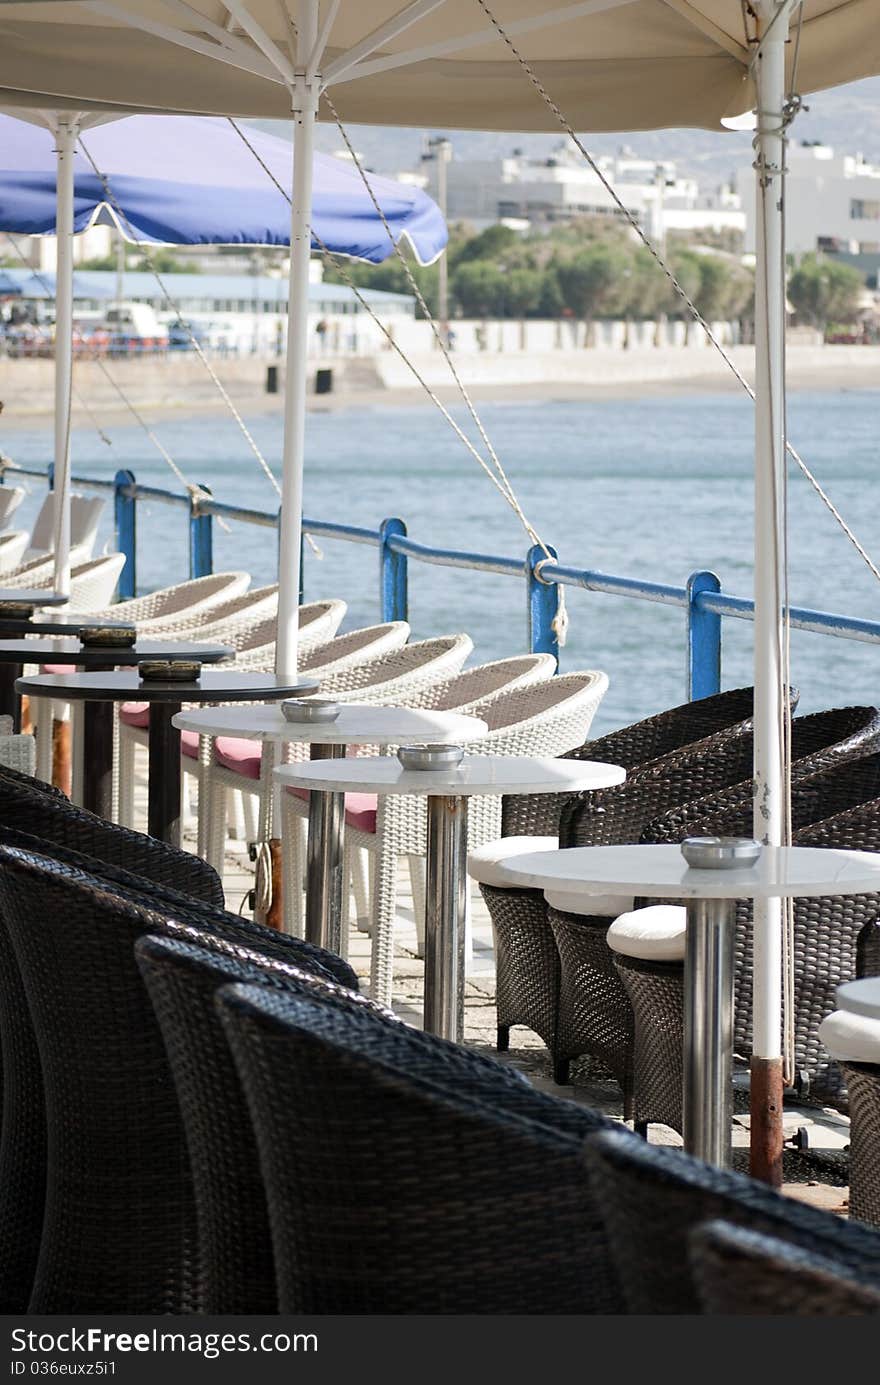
(606, 904), (687, 962)
(542, 886), (635, 919)
(819, 1009), (880, 1064)
(468, 836), (558, 888)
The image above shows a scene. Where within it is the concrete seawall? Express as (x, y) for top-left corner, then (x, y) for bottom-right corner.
(1, 343), (877, 426)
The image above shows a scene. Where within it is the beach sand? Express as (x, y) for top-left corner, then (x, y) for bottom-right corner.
(1, 342), (877, 429)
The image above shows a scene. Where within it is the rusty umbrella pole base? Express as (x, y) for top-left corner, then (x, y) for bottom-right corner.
(750, 1055), (784, 1187)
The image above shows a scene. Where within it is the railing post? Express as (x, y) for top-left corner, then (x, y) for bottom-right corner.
(527, 543), (560, 667)
(379, 518), (408, 624)
(687, 569), (722, 700)
(113, 467), (137, 600)
(189, 484), (213, 580)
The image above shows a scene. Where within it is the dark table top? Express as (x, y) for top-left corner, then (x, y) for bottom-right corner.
(16, 670), (320, 704)
(0, 589), (67, 611)
(0, 612), (136, 637)
(0, 639), (234, 667)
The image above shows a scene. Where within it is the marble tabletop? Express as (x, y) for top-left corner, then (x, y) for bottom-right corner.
(275, 755), (625, 798)
(497, 842), (880, 900)
(173, 701), (488, 746)
(835, 977), (880, 1020)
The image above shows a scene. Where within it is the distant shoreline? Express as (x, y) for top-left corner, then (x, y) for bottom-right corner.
(1, 345), (878, 430)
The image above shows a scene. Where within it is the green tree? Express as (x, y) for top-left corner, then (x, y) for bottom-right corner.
(556, 244), (628, 343)
(449, 260), (507, 317)
(788, 253), (864, 335)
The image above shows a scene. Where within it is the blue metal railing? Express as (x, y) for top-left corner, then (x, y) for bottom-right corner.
(6, 462), (880, 702)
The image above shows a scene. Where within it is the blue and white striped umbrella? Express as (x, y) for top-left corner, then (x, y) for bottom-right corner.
(0, 113), (447, 265)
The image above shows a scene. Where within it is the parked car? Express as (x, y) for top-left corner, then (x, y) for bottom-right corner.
(167, 318), (208, 350)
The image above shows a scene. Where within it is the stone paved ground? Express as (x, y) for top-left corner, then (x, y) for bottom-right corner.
(179, 781), (852, 1217)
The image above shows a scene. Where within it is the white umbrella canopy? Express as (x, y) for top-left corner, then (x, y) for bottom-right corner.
(0, 1), (877, 130)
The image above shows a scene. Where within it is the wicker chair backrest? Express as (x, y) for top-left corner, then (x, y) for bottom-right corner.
(689, 1219), (880, 1315)
(501, 685), (772, 839)
(218, 982), (624, 1314)
(422, 654), (555, 713)
(0, 766), (223, 903)
(320, 633), (473, 698)
(584, 1128), (880, 1314)
(570, 685), (764, 770)
(0, 842), (353, 1315)
(562, 705), (880, 850)
(135, 928), (534, 1312)
(466, 669), (607, 734)
(135, 931), (378, 1314)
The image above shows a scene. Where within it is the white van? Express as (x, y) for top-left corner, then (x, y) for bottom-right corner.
(102, 302), (169, 350)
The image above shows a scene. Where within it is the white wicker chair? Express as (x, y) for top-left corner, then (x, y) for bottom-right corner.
(137, 583), (276, 639)
(4, 544), (94, 586)
(200, 621), (413, 869)
(0, 714), (36, 777)
(23, 492), (105, 564)
(283, 668), (609, 1007)
(88, 571), (251, 627)
(205, 632), (472, 892)
(27, 554), (129, 783)
(0, 531), (29, 574)
(115, 598), (347, 832)
(0, 486), (25, 531)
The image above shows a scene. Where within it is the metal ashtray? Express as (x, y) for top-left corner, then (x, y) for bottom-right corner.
(397, 744), (465, 772)
(0, 602), (34, 619)
(281, 697), (341, 724)
(79, 624), (138, 648)
(680, 836), (762, 870)
(138, 659), (202, 683)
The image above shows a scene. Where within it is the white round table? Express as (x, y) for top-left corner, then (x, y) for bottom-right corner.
(500, 842), (880, 1169)
(176, 703), (488, 947)
(276, 755), (626, 1042)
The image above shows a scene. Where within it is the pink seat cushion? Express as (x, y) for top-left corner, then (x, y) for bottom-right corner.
(284, 783), (377, 834)
(180, 730), (198, 760)
(120, 702), (150, 728)
(215, 736), (262, 780)
(40, 663), (69, 675)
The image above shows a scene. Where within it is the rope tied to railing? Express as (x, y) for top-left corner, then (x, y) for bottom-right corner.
(531, 552), (568, 649)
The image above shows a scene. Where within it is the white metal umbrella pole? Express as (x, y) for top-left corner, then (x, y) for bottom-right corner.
(750, 0), (791, 1187)
(275, 0), (319, 678)
(52, 115), (80, 600)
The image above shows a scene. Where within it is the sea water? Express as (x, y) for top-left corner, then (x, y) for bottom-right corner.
(5, 388), (879, 735)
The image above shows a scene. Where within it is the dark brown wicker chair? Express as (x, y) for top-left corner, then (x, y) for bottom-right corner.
(484, 692), (768, 1075)
(218, 981), (625, 1313)
(500, 684), (762, 839)
(0, 762), (223, 905)
(0, 805), (231, 1316)
(584, 1127), (880, 1314)
(690, 1219), (880, 1315)
(839, 1063), (880, 1229)
(0, 840), (354, 1314)
(547, 706), (880, 1092)
(616, 762), (880, 1133)
(136, 932), (404, 1314)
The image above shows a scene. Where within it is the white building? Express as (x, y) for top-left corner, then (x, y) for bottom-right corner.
(420, 141), (745, 241)
(737, 142), (880, 256)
